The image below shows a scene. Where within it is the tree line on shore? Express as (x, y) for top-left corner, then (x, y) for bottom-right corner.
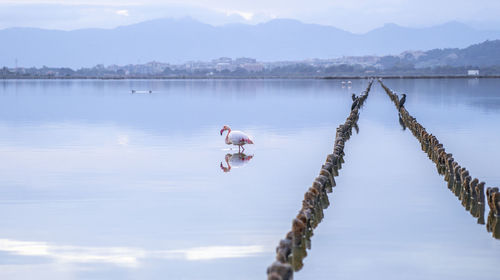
(2, 64), (500, 78)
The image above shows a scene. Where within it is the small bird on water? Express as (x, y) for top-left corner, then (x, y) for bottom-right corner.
(398, 93), (407, 110)
(220, 125), (254, 152)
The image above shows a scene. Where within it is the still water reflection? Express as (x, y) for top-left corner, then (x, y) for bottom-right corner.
(297, 79), (500, 280)
(220, 153), (254, 173)
(382, 81), (492, 236)
(0, 238), (266, 265)
(0, 79), (499, 279)
(0, 79), (360, 279)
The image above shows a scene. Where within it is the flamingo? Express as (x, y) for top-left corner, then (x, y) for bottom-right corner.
(220, 153), (254, 172)
(220, 125), (254, 152)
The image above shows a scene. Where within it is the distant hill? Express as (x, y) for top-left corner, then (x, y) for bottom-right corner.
(379, 40), (500, 68)
(1, 18), (500, 68)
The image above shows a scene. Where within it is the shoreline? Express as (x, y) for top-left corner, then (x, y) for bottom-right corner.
(1, 75), (499, 80)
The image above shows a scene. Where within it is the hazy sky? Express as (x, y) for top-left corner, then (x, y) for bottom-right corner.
(1, 0), (500, 33)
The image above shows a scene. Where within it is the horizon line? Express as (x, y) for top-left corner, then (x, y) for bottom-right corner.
(0, 16), (488, 34)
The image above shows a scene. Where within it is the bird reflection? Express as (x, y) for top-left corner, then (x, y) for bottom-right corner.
(220, 153), (254, 172)
(398, 114), (406, 130)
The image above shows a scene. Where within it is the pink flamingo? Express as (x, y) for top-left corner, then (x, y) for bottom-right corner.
(220, 125), (254, 152)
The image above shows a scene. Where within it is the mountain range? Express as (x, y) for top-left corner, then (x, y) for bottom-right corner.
(2, 18), (500, 68)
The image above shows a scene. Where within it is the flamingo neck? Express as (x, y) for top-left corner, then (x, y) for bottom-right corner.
(224, 128), (231, 143)
(221, 156), (231, 172)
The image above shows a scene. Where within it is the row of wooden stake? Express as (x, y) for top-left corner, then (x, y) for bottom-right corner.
(266, 80), (374, 280)
(379, 80), (500, 240)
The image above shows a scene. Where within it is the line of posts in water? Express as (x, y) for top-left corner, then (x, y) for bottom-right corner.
(379, 80), (500, 240)
(266, 80), (374, 280)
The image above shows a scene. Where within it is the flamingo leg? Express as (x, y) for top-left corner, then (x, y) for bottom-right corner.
(242, 145), (245, 152)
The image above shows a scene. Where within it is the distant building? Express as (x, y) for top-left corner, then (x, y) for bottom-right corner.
(235, 57), (257, 64)
(468, 70), (479, 76)
(216, 63), (235, 72)
(145, 61), (170, 73)
(241, 63), (264, 72)
(213, 57), (233, 64)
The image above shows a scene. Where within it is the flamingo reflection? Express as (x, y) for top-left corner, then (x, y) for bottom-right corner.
(220, 153), (254, 172)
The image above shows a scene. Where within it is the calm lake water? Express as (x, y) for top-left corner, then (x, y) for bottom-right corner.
(0, 79), (499, 279)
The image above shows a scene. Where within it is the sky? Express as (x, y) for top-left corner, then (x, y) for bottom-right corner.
(1, 0), (500, 33)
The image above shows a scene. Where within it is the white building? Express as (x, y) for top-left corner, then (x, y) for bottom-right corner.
(467, 70), (479, 76)
(216, 63), (235, 72)
(241, 63), (264, 72)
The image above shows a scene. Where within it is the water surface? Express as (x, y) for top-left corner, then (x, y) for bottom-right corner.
(0, 79), (499, 279)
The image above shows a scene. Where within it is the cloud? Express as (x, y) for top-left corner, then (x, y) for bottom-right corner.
(117, 134), (130, 146)
(1, 1), (500, 32)
(220, 9), (254, 21)
(116, 9), (129, 16)
(0, 1), (141, 6)
(0, 4), (140, 30)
